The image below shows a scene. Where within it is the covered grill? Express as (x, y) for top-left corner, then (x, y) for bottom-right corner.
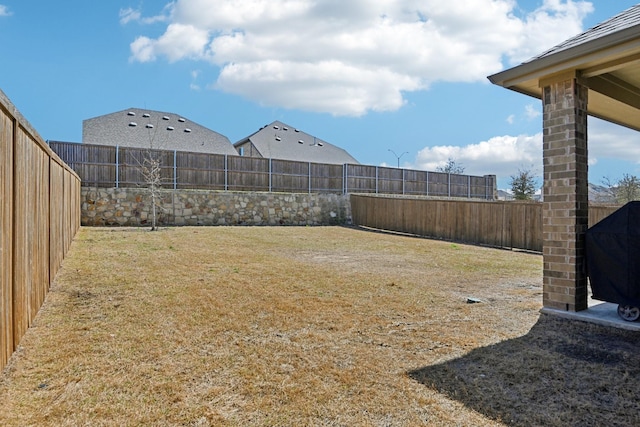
(585, 201), (640, 321)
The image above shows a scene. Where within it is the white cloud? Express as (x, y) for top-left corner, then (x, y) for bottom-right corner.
(190, 70), (201, 90)
(411, 118), (640, 185)
(414, 133), (543, 178)
(589, 118), (640, 165)
(506, 0), (593, 64)
(128, 0), (593, 116)
(130, 23), (209, 63)
(216, 60), (421, 115)
(525, 104), (541, 120)
(506, 114), (515, 124)
(0, 5), (12, 17)
(130, 36), (156, 62)
(119, 5), (172, 25)
(119, 7), (141, 25)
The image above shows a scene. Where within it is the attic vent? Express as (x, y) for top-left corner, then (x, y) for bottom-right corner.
(127, 111), (136, 116)
(283, 127), (288, 131)
(162, 116), (170, 121)
(317, 142), (323, 147)
(178, 118), (186, 122)
(167, 126), (175, 131)
(275, 136), (281, 141)
(184, 128), (192, 133)
(298, 140), (304, 144)
(273, 125), (279, 130)
(145, 124), (154, 129)
(142, 113), (150, 118)
(294, 129), (300, 132)
(128, 122), (137, 127)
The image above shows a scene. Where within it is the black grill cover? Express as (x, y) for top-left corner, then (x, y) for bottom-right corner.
(586, 201), (640, 306)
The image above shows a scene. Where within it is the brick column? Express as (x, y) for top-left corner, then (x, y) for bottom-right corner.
(541, 73), (589, 312)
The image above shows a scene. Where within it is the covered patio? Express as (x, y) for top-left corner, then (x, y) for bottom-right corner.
(489, 5), (640, 324)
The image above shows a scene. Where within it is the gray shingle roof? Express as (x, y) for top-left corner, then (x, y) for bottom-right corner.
(528, 4), (640, 62)
(83, 108), (237, 155)
(235, 121), (359, 164)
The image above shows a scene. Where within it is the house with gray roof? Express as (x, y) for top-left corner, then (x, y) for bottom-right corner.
(83, 108), (237, 155)
(234, 121), (359, 164)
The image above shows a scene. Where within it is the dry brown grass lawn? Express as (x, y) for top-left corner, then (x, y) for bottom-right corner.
(0, 226), (638, 426)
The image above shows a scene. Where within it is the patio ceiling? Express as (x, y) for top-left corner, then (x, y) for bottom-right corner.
(488, 8), (640, 132)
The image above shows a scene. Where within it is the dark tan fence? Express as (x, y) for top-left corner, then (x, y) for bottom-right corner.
(351, 194), (621, 252)
(1, 90), (81, 372)
(588, 204), (621, 227)
(48, 141), (496, 199)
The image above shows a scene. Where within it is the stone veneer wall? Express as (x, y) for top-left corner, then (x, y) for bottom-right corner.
(82, 187), (351, 227)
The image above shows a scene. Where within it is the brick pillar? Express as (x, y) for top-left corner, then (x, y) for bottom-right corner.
(541, 74), (589, 312)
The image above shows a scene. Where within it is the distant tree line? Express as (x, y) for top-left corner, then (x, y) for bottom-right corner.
(437, 158), (640, 204)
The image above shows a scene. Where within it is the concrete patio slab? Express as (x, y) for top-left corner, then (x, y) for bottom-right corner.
(541, 301), (640, 331)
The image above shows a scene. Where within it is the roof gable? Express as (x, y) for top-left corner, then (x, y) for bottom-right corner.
(83, 108), (237, 155)
(236, 120), (359, 164)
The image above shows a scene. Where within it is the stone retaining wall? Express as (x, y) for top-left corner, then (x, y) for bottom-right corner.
(82, 187), (351, 227)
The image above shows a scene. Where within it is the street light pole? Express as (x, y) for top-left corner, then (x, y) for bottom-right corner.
(388, 149), (408, 168)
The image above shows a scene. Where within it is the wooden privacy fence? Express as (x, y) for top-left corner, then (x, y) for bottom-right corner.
(1, 90), (81, 372)
(351, 194), (621, 252)
(48, 141), (496, 200)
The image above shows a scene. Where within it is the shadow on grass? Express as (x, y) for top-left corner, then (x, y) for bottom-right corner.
(408, 314), (640, 426)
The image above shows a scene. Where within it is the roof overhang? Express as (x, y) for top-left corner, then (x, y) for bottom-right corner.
(488, 25), (640, 132)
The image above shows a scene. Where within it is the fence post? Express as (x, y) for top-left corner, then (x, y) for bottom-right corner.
(486, 175), (489, 200)
(115, 145), (119, 188)
(173, 149), (177, 190)
(375, 166), (379, 194)
(426, 171), (429, 197)
(224, 154), (228, 191)
(269, 158), (272, 192)
(484, 174), (496, 200)
(448, 173), (451, 197)
(468, 175), (471, 199)
(308, 162), (312, 194)
(343, 164), (348, 195)
(402, 169), (405, 195)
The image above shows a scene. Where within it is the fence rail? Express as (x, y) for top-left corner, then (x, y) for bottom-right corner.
(49, 141), (496, 199)
(351, 195), (620, 252)
(1, 90), (81, 372)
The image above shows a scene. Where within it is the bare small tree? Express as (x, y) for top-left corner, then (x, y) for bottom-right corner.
(131, 118), (169, 231)
(509, 166), (538, 200)
(436, 158), (465, 174)
(598, 176), (618, 203)
(140, 151), (163, 230)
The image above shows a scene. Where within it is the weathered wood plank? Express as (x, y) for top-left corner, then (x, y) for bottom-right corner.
(0, 91), (81, 372)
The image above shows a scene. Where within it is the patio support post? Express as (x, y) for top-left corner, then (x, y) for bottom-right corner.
(541, 72), (589, 312)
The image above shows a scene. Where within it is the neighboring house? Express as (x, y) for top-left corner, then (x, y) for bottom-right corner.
(82, 108), (237, 155)
(234, 121), (359, 164)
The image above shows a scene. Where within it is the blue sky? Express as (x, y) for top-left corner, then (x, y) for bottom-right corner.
(1, 1), (639, 190)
